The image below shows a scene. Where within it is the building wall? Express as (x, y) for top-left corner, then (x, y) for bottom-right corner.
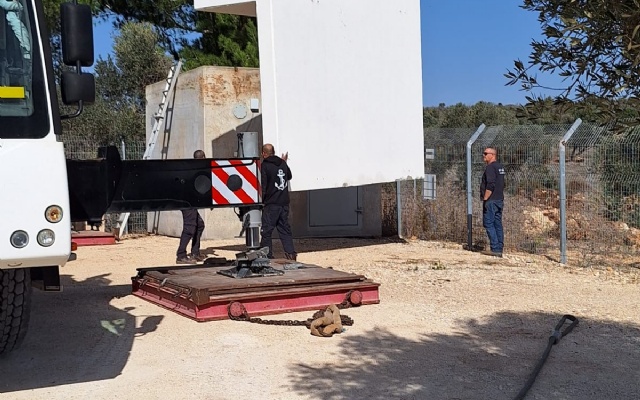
(194, 0), (425, 192)
(146, 66), (384, 241)
(145, 66), (262, 240)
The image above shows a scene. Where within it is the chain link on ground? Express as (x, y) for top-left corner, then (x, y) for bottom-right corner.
(227, 291), (356, 328)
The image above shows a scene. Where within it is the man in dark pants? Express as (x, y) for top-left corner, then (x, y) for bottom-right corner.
(176, 150), (206, 264)
(480, 147), (506, 257)
(260, 143), (297, 260)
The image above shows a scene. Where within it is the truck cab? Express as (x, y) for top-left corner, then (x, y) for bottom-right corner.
(0, 0), (94, 355)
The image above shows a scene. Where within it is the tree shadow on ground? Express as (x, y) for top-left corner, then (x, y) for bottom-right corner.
(289, 311), (640, 400)
(212, 236), (406, 255)
(0, 274), (163, 393)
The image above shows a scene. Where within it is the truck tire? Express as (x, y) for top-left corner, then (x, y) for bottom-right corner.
(0, 268), (32, 356)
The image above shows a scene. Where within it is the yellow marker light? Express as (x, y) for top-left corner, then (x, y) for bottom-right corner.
(45, 205), (63, 223)
(0, 86), (26, 99)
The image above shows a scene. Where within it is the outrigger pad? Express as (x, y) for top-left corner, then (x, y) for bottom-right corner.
(217, 247), (285, 279)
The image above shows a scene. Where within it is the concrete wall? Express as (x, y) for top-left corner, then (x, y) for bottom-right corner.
(145, 66), (262, 240)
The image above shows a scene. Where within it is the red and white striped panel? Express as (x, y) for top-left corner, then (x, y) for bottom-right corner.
(210, 159), (261, 205)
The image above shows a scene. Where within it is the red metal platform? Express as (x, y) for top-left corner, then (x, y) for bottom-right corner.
(131, 259), (380, 321)
(71, 230), (116, 246)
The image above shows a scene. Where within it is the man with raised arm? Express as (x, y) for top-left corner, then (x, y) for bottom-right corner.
(260, 143), (297, 260)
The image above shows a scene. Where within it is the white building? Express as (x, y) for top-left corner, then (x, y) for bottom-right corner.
(147, 0), (424, 239)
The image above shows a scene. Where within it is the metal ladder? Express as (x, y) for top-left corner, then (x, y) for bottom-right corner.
(114, 59), (183, 239)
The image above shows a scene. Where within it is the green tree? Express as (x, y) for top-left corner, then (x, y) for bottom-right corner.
(94, 1), (259, 69)
(422, 107), (443, 128)
(442, 103), (472, 128)
(505, 0), (640, 124)
(63, 22), (172, 145)
(505, 2), (640, 226)
(42, 1), (259, 70)
(423, 102), (524, 129)
(180, 13), (259, 70)
(468, 101), (520, 127)
(98, 22), (173, 107)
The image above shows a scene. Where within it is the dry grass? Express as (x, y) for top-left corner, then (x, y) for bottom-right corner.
(383, 177), (639, 268)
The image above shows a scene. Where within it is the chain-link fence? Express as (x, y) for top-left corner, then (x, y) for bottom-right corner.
(64, 137), (148, 235)
(387, 120), (640, 265)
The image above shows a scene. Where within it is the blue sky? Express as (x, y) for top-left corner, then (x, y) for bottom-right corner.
(93, 0), (559, 107)
(421, 0), (562, 107)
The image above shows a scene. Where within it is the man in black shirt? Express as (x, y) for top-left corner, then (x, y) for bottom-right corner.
(260, 143), (297, 260)
(176, 149), (207, 264)
(480, 147), (505, 257)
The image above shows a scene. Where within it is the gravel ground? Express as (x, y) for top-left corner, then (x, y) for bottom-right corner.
(1, 235), (639, 399)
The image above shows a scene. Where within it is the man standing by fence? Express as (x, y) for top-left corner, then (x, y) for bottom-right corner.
(480, 147), (505, 257)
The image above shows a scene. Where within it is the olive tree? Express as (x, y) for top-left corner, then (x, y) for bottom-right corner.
(505, 0), (640, 123)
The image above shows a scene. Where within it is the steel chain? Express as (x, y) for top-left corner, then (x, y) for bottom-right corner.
(228, 291), (356, 328)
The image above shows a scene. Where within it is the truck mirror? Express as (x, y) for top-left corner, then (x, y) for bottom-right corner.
(61, 71), (96, 105)
(60, 3), (94, 67)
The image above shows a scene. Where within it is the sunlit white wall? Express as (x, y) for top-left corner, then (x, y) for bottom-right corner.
(195, 0), (424, 191)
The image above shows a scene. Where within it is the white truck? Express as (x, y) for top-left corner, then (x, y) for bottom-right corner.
(0, 0), (263, 355)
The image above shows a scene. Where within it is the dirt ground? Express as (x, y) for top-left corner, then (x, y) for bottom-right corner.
(1, 235), (639, 399)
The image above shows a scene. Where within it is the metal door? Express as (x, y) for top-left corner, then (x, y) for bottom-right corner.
(308, 187), (361, 228)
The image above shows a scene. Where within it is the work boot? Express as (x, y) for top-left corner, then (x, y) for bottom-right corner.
(285, 252), (297, 261)
(191, 253), (207, 262)
(480, 250), (503, 258)
(176, 255), (197, 265)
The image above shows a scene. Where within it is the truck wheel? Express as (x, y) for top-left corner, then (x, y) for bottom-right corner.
(0, 268), (32, 356)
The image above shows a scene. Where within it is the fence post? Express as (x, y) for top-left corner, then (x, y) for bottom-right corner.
(559, 118), (582, 264)
(466, 124), (486, 250)
(120, 139), (129, 236)
(396, 179), (403, 239)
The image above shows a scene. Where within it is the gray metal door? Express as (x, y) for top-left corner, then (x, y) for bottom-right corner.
(308, 187), (361, 227)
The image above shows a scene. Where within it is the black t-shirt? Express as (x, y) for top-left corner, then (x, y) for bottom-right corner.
(480, 161), (505, 201)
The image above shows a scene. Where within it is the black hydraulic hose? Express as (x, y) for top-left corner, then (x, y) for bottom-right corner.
(513, 314), (579, 400)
